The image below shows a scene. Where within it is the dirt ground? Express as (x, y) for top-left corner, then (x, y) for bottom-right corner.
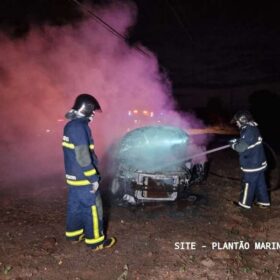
(0, 149), (280, 280)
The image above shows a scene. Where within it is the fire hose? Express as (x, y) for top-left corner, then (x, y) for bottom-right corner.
(157, 143), (279, 191)
(182, 144), (231, 162)
(156, 144), (231, 170)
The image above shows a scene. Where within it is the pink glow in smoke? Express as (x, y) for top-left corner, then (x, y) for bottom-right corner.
(0, 1), (208, 191)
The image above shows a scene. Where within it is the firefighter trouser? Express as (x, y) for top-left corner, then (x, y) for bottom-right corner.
(65, 186), (105, 247)
(239, 171), (270, 208)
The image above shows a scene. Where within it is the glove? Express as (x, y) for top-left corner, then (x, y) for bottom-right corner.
(229, 138), (237, 144)
(123, 194), (137, 205)
(90, 181), (99, 193)
(229, 138), (237, 149)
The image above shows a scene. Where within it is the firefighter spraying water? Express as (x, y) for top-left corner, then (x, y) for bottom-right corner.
(229, 110), (271, 209)
(109, 110), (276, 209)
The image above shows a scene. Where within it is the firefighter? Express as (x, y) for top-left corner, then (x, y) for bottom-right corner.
(230, 110), (270, 209)
(62, 93), (116, 250)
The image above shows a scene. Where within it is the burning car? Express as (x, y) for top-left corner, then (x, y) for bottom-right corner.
(110, 125), (207, 204)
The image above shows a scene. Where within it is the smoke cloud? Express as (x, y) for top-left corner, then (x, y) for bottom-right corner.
(0, 1), (207, 196)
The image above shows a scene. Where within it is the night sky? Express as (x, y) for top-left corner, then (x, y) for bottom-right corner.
(1, 0), (280, 150)
(133, 1), (280, 88)
(1, 0), (280, 88)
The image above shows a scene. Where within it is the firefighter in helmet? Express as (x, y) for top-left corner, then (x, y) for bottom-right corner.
(230, 110), (270, 209)
(62, 93), (116, 250)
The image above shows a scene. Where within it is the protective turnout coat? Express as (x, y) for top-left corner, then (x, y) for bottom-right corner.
(62, 118), (99, 186)
(232, 122), (267, 172)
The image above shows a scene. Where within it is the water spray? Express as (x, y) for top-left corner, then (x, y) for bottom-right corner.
(184, 144), (231, 161)
(156, 144), (231, 170)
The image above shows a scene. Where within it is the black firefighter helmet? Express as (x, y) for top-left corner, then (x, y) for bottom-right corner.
(231, 110), (253, 126)
(66, 93), (102, 119)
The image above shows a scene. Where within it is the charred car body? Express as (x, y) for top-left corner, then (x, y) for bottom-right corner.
(110, 125), (207, 204)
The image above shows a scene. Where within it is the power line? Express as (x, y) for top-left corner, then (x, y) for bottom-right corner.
(68, 0), (150, 57)
(165, 0), (196, 46)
